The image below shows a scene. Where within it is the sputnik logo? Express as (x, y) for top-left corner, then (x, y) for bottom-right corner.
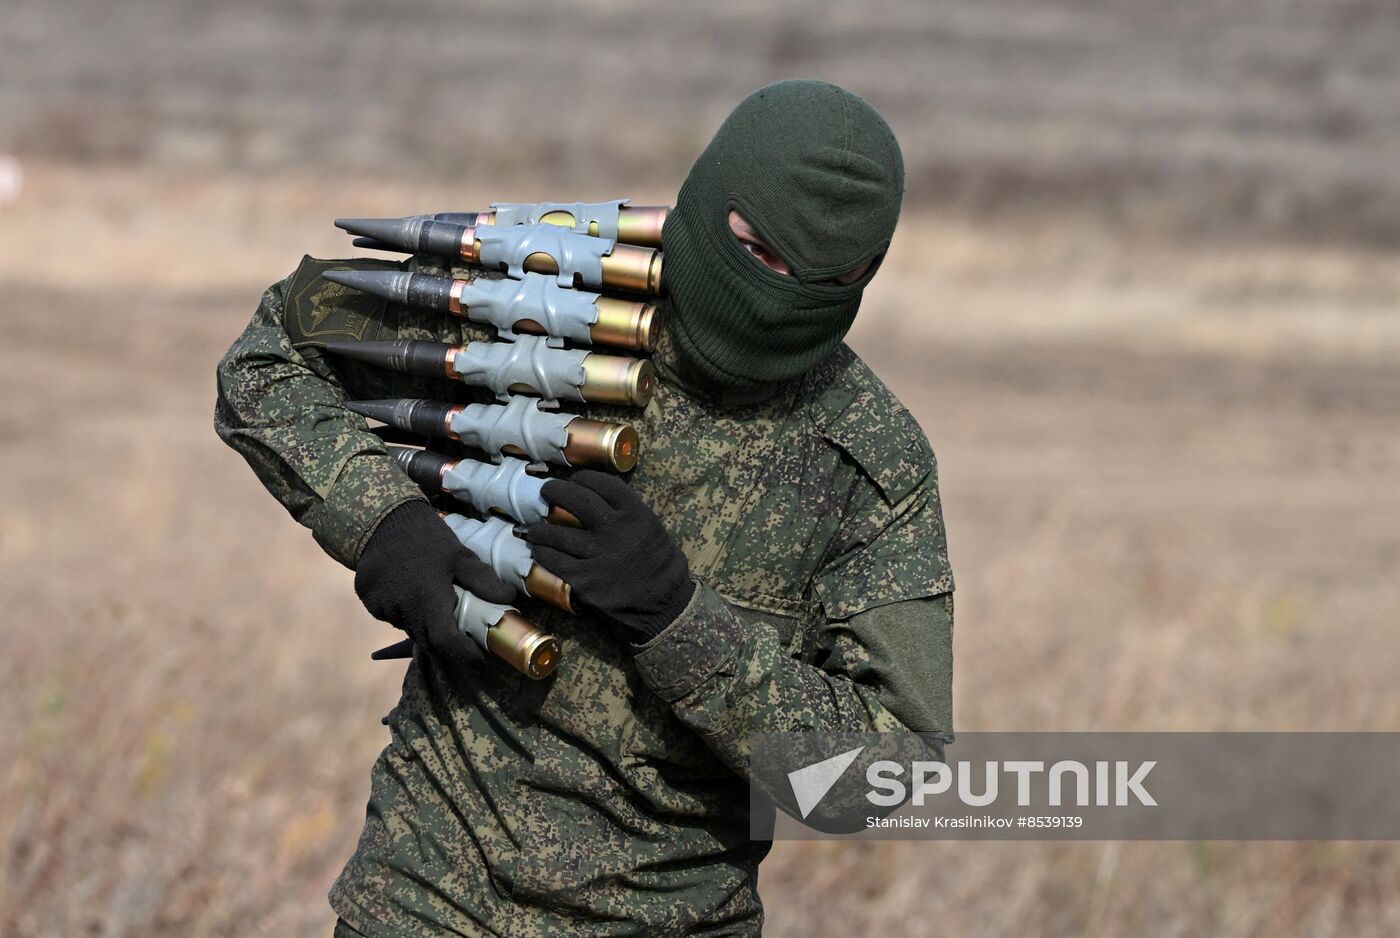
(786, 746), (866, 819)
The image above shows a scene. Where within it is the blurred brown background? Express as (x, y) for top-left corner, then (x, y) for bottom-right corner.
(2, 1), (1398, 935)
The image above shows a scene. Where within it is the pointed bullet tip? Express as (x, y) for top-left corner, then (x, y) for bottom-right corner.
(352, 237), (404, 252)
(320, 268), (379, 292)
(344, 399), (411, 425)
(343, 399), (379, 418)
(346, 398), (454, 437)
(333, 217), (408, 247)
(320, 268), (407, 304)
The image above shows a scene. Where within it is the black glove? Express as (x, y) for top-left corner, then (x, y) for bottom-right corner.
(355, 500), (516, 668)
(524, 470), (694, 643)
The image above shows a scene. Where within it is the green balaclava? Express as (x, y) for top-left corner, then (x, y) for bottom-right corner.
(659, 79), (905, 395)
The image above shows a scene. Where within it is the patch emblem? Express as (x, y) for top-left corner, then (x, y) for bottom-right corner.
(284, 255), (399, 348)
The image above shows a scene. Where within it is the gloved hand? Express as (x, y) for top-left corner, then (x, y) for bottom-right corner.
(355, 499), (516, 668)
(524, 470), (694, 643)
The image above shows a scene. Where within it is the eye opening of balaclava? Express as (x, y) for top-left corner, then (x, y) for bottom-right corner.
(660, 79), (905, 395)
(723, 199), (888, 291)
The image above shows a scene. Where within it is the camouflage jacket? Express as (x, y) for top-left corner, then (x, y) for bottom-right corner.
(214, 253), (955, 937)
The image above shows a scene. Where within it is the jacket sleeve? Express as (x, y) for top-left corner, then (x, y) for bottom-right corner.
(213, 276), (429, 567)
(631, 469), (954, 774)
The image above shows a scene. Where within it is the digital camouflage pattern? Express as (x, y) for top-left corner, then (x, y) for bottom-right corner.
(214, 253), (954, 937)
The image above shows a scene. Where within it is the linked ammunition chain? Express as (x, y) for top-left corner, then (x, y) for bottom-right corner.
(448, 396), (575, 465)
(452, 334), (588, 402)
(325, 197), (670, 680)
(442, 455), (553, 525)
(348, 398), (637, 472)
(456, 272), (604, 343)
(476, 224), (611, 287)
(443, 514), (534, 591)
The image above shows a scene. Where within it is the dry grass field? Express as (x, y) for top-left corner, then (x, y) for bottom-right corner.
(2, 1), (1399, 935)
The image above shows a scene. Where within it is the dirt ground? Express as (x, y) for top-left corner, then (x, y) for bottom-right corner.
(2, 1), (1399, 934)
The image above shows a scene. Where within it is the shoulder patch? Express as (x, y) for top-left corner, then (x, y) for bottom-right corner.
(284, 255), (403, 349)
(808, 345), (935, 505)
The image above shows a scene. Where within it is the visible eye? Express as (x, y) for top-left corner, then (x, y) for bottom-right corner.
(739, 239), (792, 275)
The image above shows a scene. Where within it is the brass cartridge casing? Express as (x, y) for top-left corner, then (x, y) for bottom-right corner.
(461, 226), (662, 295)
(480, 295), (655, 354)
(562, 417), (639, 472)
(525, 565), (575, 614)
(486, 611), (560, 679)
(590, 297), (659, 353)
(614, 205), (670, 249)
(599, 244), (663, 296)
(580, 355), (655, 407)
(498, 418), (637, 471)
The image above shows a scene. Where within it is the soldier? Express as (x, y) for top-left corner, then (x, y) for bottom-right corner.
(215, 79), (954, 936)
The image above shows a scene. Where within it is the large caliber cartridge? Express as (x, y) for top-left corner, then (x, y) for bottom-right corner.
(442, 512), (574, 613)
(334, 216), (662, 296)
(451, 586), (560, 679)
(325, 337), (654, 407)
(348, 396), (639, 472)
(321, 268), (658, 353)
(373, 587), (560, 679)
(389, 446), (578, 527)
(352, 201), (668, 250)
